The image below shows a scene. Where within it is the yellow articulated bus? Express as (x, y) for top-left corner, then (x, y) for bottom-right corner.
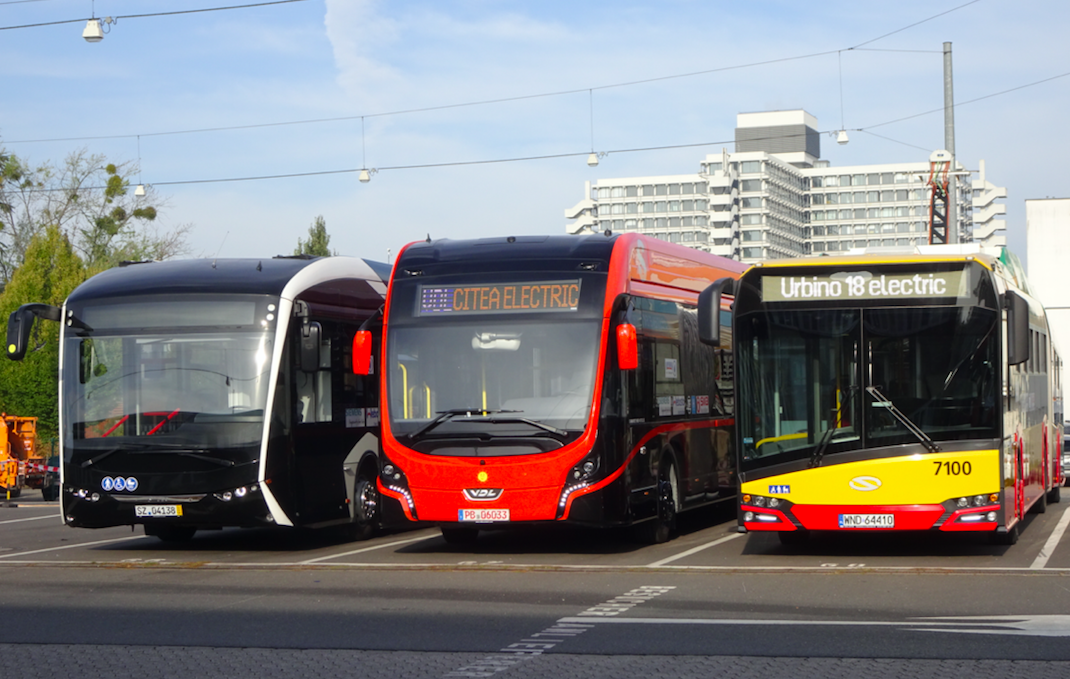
(699, 246), (1063, 545)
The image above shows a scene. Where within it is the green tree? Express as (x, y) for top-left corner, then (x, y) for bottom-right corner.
(0, 225), (87, 442)
(294, 215), (334, 257)
(0, 148), (190, 282)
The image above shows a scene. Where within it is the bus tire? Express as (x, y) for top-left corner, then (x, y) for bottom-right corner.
(144, 525), (197, 543)
(1030, 485), (1048, 514)
(440, 525), (479, 545)
(343, 471), (380, 541)
(633, 458), (678, 545)
(991, 523), (1019, 546)
(1048, 484), (1061, 504)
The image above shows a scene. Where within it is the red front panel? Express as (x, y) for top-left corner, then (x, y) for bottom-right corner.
(790, 504), (945, 531)
(392, 445), (583, 523)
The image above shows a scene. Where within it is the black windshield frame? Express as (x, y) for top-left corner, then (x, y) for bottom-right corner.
(734, 260), (1001, 473)
(62, 294), (279, 466)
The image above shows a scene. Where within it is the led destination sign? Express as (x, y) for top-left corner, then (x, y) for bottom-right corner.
(762, 270), (965, 303)
(418, 280), (582, 316)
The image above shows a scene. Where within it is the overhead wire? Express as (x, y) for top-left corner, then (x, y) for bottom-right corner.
(3, 0), (984, 144)
(7, 0), (1054, 191)
(0, 0), (310, 31)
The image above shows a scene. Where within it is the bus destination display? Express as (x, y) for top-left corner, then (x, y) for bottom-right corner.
(418, 280), (582, 316)
(762, 270), (965, 302)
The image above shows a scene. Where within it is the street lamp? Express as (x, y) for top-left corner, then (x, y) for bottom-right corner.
(82, 16), (113, 43)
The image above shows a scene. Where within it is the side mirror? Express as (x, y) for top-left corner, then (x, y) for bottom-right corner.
(300, 321), (322, 372)
(616, 323), (638, 371)
(1006, 291), (1029, 366)
(6, 303), (61, 362)
(698, 277), (735, 347)
(352, 330), (374, 376)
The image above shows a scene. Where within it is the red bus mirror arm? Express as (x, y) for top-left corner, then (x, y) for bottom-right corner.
(617, 323), (638, 370)
(352, 330), (374, 375)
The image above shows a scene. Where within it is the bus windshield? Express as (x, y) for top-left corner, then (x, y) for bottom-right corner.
(387, 319), (601, 441)
(737, 304), (998, 468)
(63, 299), (276, 461)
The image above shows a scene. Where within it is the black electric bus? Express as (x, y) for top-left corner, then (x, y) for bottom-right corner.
(7, 256), (387, 542)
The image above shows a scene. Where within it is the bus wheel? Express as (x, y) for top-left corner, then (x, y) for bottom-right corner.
(1048, 484), (1061, 504)
(440, 525), (479, 545)
(633, 458), (678, 544)
(991, 522), (1019, 546)
(344, 472), (380, 541)
(144, 525), (196, 543)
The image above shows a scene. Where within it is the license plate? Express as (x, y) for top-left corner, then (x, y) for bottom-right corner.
(458, 508), (509, 522)
(838, 513), (893, 528)
(136, 505), (183, 518)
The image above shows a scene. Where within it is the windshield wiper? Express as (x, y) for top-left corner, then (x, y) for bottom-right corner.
(483, 416), (568, 437)
(809, 384), (857, 469)
(408, 408), (520, 441)
(866, 385), (940, 453)
(79, 448), (119, 468)
(128, 445), (238, 467)
(79, 442), (238, 468)
(174, 451), (236, 467)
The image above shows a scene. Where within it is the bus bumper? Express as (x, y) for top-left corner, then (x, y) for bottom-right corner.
(60, 484), (274, 529)
(740, 500), (1002, 533)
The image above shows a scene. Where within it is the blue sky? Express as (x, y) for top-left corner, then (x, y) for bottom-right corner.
(1, 0), (1067, 267)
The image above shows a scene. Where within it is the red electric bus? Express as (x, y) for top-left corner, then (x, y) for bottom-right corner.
(353, 233), (746, 543)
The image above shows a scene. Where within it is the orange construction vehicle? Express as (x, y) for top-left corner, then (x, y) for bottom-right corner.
(0, 415), (56, 501)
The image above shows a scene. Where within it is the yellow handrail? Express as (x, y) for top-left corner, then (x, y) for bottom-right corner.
(398, 363), (410, 419)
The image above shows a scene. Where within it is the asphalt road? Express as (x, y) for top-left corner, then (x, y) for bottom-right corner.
(2, 494), (1070, 678)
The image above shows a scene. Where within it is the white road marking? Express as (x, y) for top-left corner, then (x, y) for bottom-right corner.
(444, 585), (674, 676)
(0, 534), (146, 559)
(0, 514), (60, 526)
(556, 614), (1070, 637)
(558, 616), (906, 626)
(299, 534), (434, 564)
(1031, 504), (1070, 569)
(645, 532), (743, 567)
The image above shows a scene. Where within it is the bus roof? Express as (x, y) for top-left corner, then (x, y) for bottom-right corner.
(67, 256), (389, 304)
(610, 232), (747, 297)
(750, 251), (1000, 271)
(394, 233), (747, 313)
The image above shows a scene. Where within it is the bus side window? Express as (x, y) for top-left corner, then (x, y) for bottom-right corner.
(296, 322), (333, 424)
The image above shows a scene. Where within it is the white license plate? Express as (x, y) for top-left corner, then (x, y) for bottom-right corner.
(136, 505), (183, 518)
(458, 508), (509, 522)
(838, 513), (893, 528)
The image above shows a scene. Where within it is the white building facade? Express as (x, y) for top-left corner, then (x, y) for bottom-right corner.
(1026, 198), (1070, 370)
(565, 110), (1007, 262)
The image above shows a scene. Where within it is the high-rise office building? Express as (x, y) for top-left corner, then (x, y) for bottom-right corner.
(565, 110), (1007, 261)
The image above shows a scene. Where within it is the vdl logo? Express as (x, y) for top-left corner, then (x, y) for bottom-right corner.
(101, 476), (139, 492)
(463, 488), (504, 501)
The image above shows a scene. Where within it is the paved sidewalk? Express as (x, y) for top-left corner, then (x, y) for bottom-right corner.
(5, 644), (1069, 679)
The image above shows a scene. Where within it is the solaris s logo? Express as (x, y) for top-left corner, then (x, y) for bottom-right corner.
(848, 476), (882, 492)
